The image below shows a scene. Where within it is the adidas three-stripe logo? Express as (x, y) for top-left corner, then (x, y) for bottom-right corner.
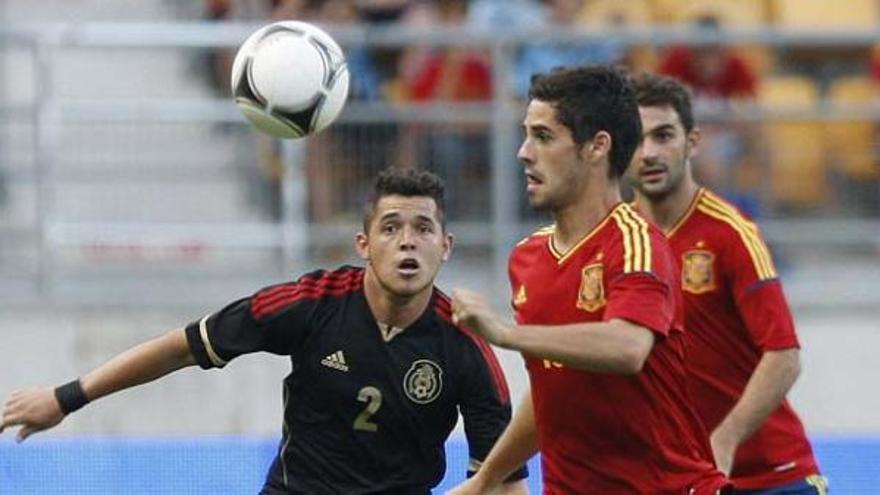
(321, 350), (349, 372)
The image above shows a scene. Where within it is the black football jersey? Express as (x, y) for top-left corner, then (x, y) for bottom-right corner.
(185, 266), (524, 494)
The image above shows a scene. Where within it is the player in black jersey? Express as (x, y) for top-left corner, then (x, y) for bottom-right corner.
(0, 168), (528, 495)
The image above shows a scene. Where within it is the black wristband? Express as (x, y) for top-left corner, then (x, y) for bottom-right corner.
(54, 379), (90, 415)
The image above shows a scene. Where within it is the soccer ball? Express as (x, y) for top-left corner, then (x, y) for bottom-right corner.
(231, 21), (349, 139)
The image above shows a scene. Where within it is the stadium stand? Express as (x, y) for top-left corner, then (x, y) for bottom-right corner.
(758, 76), (828, 209)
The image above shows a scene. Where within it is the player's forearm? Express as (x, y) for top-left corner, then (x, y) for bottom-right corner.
(475, 391), (538, 488)
(79, 328), (196, 403)
(502, 319), (654, 374)
(714, 348), (801, 445)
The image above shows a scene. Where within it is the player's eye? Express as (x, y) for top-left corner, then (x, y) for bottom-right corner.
(382, 223), (397, 234)
(656, 131), (673, 142)
(418, 223), (434, 234)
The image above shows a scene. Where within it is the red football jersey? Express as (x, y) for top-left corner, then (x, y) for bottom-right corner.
(509, 203), (728, 494)
(660, 189), (819, 489)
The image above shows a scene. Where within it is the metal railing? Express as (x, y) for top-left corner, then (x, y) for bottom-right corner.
(1, 22), (878, 306)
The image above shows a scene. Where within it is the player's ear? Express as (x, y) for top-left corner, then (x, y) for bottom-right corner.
(441, 233), (454, 262)
(584, 130), (611, 162)
(686, 127), (701, 160)
(355, 232), (369, 260)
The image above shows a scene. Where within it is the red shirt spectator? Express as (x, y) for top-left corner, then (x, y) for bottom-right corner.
(407, 50), (492, 101)
(659, 45), (757, 99)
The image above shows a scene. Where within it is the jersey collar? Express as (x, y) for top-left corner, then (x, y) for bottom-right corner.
(548, 202), (622, 264)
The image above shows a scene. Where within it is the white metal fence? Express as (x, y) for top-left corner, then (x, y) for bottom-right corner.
(1, 22), (878, 307)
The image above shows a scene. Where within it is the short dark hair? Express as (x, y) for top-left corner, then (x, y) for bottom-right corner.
(631, 72), (695, 133)
(528, 64), (642, 178)
(363, 167), (447, 232)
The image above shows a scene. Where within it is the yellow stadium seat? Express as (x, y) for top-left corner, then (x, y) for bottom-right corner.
(577, 0), (654, 27)
(771, 0), (879, 28)
(826, 76), (879, 180)
(733, 45), (776, 76)
(651, 0), (769, 26)
(758, 76), (829, 208)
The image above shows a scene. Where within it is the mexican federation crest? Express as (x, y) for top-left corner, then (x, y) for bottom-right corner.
(403, 359), (443, 404)
(577, 263), (606, 312)
(682, 249), (716, 294)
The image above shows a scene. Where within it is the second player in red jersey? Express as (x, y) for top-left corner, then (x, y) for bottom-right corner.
(629, 73), (825, 494)
(447, 65), (729, 495)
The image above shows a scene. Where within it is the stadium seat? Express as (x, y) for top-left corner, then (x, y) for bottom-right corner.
(651, 0), (769, 26)
(577, 0), (653, 26)
(770, 0), (879, 29)
(826, 76), (879, 180)
(758, 76), (829, 208)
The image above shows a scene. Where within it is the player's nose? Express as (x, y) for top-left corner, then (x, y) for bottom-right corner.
(398, 225), (416, 249)
(517, 138), (534, 165)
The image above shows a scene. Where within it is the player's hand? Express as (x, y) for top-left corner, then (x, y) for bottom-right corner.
(709, 428), (737, 476)
(451, 289), (514, 348)
(0, 387), (66, 443)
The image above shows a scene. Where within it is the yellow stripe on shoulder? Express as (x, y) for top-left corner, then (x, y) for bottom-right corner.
(611, 205), (652, 273)
(697, 194), (776, 280)
(621, 204), (652, 272)
(516, 224), (555, 246)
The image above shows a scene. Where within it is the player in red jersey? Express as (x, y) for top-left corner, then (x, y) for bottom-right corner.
(0, 168), (527, 495)
(627, 72), (827, 495)
(448, 65), (729, 494)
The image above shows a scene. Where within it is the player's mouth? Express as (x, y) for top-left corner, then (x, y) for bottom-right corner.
(397, 258), (420, 277)
(525, 170), (543, 192)
(639, 167), (667, 184)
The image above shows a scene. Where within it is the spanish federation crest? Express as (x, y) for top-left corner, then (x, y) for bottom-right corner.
(682, 249), (716, 294)
(577, 263), (606, 312)
(403, 359), (443, 404)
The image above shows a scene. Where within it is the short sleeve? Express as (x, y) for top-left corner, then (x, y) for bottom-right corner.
(722, 225), (799, 351)
(185, 282), (316, 369)
(736, 280), (800, 351)
(725, 222), (778, 297)
(605, 272), (675, 337)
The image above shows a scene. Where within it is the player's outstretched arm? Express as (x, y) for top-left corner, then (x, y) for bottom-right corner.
(452, 288), (654, 374)
(710, 348), (801, 474)
(0, 327), (196, 442)
(448, 390), (538, 495)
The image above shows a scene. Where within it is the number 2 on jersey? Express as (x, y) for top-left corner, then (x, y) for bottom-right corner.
(354, 386), (382, 432)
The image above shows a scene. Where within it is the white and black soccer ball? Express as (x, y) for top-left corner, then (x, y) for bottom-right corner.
(231, 21), (349, 139)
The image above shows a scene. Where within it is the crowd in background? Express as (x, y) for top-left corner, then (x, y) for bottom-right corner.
(200, 0), (880, 223)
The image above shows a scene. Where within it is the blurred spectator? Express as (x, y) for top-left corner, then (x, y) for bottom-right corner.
(351, 0), (413, 101)
(511, 0), (624, 99)
(404, 1), (492, 102)
(395, 0), (494, 220)
(356, 0), (409, 22)
(467, 0), (544, 30)
(304, 0), (417, 223)
(871, 44), (880, 84)
(199, 1), (310, 98)
(658, 16), (757, 99)
(658, 15), (761, 216)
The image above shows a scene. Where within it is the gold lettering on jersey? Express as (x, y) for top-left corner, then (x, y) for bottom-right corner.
(513, 285), (527, 307)
(682, 249), (716, 294)
(542, 359), (564, 369)
(577, 263), (606, 312)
